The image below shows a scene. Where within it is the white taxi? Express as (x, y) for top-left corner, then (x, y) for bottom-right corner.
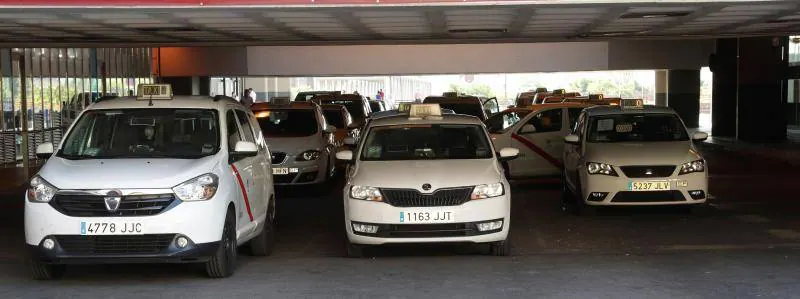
(561, 100), (709, 215)
(485, 103), (593, 178)
(336, 104), (519, 257)
(25, 84), (276, 279)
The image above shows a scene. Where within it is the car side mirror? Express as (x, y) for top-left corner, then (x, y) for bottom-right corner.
(519, 124), (537, 134)
(231, 141), (258, 158)
(36, 143), (54, 159)
(336, 150), (353, 161)
(498, 147), (519, 161)
(564, 134), (580, 145)
(692, 131), (709, 141)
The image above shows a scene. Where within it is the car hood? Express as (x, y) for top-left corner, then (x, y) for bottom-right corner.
(265, 135), (322, 154)
(352, 159), (502, 191)
(585, 141), (702, 165)
(38, 155), (221, 190)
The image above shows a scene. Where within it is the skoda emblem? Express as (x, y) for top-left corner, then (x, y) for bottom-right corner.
(645, 169), (654, 176)
(104, 190), (122, 212)
(422, 183), (432, 191)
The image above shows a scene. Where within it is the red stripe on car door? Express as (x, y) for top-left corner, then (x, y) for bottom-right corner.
(231, 165), (254, 222)
(510, 134), (564, 169)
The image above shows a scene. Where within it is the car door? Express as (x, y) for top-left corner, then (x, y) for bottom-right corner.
(226, 109), (259, 238)
(564, 112), (587, 188)
(235, 109), (269, 221)
(509, 107), (565, 177)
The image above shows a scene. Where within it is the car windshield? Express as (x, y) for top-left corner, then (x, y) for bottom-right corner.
(436, 103), (486, 120)
(256, 109), (318, 137)
(59, 109), (219, 159)
(323, 110), (345, 129)
(324, 100), (365, 121)
(485, 110), (531, 133)
(369, 101), (383, 112)
(587, 113), (689, 143)
(360, 124), (493, 161)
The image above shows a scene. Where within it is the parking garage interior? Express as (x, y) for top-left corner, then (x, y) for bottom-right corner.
(1, 0), (800, 297)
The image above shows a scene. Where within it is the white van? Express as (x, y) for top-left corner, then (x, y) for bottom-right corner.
(25, 84), (276, 279)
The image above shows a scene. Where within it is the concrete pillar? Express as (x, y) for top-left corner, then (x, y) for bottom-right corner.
(736, 37), (787, 142)
(667, 69), (701, 128)
(655, 70), (668, 106)
(711, 39), (738, 138)
(711, 37), (788, 142)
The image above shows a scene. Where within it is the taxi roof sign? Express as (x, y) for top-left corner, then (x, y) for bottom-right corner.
(136, 84), (172, 100)
(408, 104), (442, 120)
(397, 102), (413, 112)
(620, 98), (644, 109)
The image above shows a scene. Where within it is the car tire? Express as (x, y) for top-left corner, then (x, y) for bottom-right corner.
(489, 238), (511, 256)
(29, 259), (65, 280)
(250, 198), (276, 256)
(573, 180), (596, 216)
(561, 174), (578, 215)
(206, 210), (237, 278)
(345, 238), (365, 258)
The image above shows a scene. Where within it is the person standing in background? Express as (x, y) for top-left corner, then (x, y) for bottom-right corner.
(376, 89), (384, 101)
(241, 88), (255, 108)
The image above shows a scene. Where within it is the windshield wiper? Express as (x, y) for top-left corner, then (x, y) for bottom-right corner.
(57, 154), (96, 160)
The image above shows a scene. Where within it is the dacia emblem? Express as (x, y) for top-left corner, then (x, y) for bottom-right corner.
(104, 190), (122, 212)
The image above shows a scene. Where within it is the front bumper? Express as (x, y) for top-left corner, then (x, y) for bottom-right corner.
(28, 237), (219, 264)
(272, 159), (327, 186)
(345, 194), (510, 245)
(580, 170), (708, 206)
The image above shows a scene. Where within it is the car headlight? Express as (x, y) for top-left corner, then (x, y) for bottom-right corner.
(350, 185), (383, 202)
(471, 183), (504, 200)
(296, 150), (321, 161)
(27, 176), (57, 203)
(586, 162), (618, 176)
(173, 173), (219, 202)
(679, 160), (705, 175)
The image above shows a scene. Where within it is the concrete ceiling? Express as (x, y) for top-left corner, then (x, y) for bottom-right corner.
(0, 1), (799, 46)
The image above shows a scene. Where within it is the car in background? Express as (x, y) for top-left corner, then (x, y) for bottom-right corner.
(26, 84), (276, 280)
(562, 100), (709, 215)
(368, 100), (387, 113)
(251, 102), (337, 186)
(422, 93), (494, 121)
(320, 104), (359, 148)
(485, 102), (595, 179)
(315, 93), (373, 128)
(294, 91), (341, 102)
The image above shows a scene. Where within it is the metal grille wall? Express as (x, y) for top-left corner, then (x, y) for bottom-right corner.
(0, 48), (154, 166)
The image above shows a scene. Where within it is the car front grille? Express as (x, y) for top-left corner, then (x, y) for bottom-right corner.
(273, 173), (297, 184)
(619, 165), (676, 178)
(55, 234), (175, 255)
(385, 223), (475, 238)
(271, 152), (287, 164)
(380, 187), (473, 207)
(611, 191), (686, 202)
(50, 194), (176, 217)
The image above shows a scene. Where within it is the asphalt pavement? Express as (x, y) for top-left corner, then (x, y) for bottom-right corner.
(0, 145), (798, 298)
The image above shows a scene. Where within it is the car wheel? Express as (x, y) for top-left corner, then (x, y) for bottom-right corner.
(206, 209), (237, 278)
(29, 259), (65, 280)
(561, 174), (578, 214)
(573, 180), (596, 216)
(488, 238), (511, 256)
(250, 197), (276, 256)
(345, 238), (365, 258)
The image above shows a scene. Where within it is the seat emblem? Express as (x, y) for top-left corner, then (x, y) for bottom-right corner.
(104, 190), (122, 212)
(645, 169), (654, 176)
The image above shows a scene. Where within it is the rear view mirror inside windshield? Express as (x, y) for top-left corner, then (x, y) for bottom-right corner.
(130, 117), (156, 126)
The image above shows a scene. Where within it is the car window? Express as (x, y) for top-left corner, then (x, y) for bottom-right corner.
(523, 108), (562, 133)
(323, 100), (366, 121)
(435, 103), (486, 121)
(255, 109), (318, 137)
(59, 108), (220, 159)
(323, 110), (345, 129)
(360, 124), (492, 161)
(234, 110), (256, 143)
(485, 110), (531, 134)
(587, 113), (689, 143)
(227, 110), (242, 151)
(568, 108), (584, 132)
